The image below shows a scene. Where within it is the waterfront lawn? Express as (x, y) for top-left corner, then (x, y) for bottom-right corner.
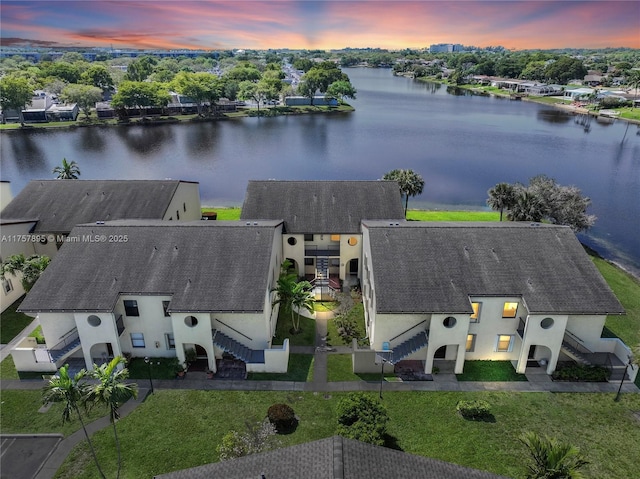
(406, 210), (499, 222)
(0, 296), (34, 344)
(617, 107), (640, 122)
(247, 354), (314, 381)
(48, 390), (640, 479)
(201, 207), (241, 220)
(456, 361), (528, 382)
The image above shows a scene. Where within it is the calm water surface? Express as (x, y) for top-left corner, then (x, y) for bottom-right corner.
(1, 68), (639, 274)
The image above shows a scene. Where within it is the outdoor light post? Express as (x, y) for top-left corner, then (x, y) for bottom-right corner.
(144, 357), (156, 394)
(614, 354), (633, 402)
(377, 350), (392, 399)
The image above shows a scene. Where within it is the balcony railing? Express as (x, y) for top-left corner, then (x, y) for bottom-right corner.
(305, 245), (340, 256)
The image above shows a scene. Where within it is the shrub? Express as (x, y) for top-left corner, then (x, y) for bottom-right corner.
(552, 364), (609, 382)
(336, 393), (388, 445)
(267, 403), (297, 433)
(217, 419), (279, 460)
(456, 400), (492, 420)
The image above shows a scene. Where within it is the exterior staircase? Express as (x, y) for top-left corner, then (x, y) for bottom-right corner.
(49, 329), (82, 364)
(560, 341), (592, 366)
(212, 329), (265, 364)
(388, 331), (429, 365)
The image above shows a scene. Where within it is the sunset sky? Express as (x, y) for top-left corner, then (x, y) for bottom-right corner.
(1, 1), (638, 51)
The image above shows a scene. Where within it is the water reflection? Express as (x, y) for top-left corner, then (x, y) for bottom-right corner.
(6, 130), (47, 171)
(537, 109), (572, 124)
(184, 122), (219, 157)
(115, 124), (175, 157)
(78, 127), (106, 152)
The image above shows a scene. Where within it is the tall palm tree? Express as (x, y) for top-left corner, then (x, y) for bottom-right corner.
(487, 182), (516, 221)
(291, 280), (314, 333)
(520, 431), (588, 479)
(53, 157), (81, 179)
(382, 169), (425, 217)
(42, 365), (107, 479)
(88, 357), (138, 479)
(507, 190), (546, 223)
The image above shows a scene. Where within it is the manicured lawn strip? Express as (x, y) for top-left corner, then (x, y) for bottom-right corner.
(325, 303), (366, 347)
(593, 257), (640, 347)
(201, 207), (242, 220)
(0, 295), (34, 343)
(313, 301), (339, 312)
(50, 390), (640, 479)
(327, 354), (395, 382)
(272, 310), (315, 347)
(456, 361), (528, 381)
(248, 354), (314, 381)
(406, 210), (499, 222)
(127, 357), (180, 380)
(0, 390), (108, 437)
(0, 355), (19, 379)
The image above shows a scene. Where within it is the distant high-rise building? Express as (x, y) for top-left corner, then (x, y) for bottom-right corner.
(429, 43), (463, 53)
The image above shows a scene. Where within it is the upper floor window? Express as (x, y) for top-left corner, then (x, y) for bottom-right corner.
(304, 234), (314, 241)
(330, 234), (340, 242)
(124, 300), (139, 317)
(162, 301), (171, 317)
(443, 316), (457, 328)
(502, 302), (518, 318)
(2, 278), (13, 295)
(348, 237), (358, 246)
(470, 302), (481, 322)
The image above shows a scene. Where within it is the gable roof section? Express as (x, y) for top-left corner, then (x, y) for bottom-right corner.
(19, 221), (281, 313)
(1, 180), (195, 234)
(154, 436), (507, 479)
(365, 222), (624, 315)
(241, 180), (405, 234)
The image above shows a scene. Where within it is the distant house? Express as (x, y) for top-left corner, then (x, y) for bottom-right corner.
(2, 92), (78, 123)
(284, 96), (338, 106)
(564, 88), (594, 101)
(584, 74), (604, 87)
(360, 221), (633, 381)
(14, 221), (288, 375)
(154, 436), (507, 479)
(241, 180), (404, 296)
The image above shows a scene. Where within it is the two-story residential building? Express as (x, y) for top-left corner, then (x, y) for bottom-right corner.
(13, 221), (289, 374)
(360, 221), (632, 379)
(240, 180), (405, 297)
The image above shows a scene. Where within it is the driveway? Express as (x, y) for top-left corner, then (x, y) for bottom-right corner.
(0, 434), (62, 479)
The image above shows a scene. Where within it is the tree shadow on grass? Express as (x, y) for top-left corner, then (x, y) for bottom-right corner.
(384, 434), (403, 451)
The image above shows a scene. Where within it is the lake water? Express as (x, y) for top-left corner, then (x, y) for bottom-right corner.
(1, 68), (639, 275)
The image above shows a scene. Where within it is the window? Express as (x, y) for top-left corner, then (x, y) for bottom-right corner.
(184, 316), (198, 327)
(466, 334), (476, 352)
(183, 202), (187, 212)
(130, 333), (145, 348)
(502, 302), (518, 318)
(496, 334), (514, 352)
(176, 210), (180, 220)
(443, 316), (457, 328)
(287, 237), (297, 246)
(124, 300), (139, 317)
(165, 333), (175, 350)
(470, 302), (481, 322)
(330, 234), (340, 242)
(162, 301), (171, 317)
(87, 315), (101, 327)
(348, 237), (358, 246)
(304, 234), (314, 241)
(2, 278), (13, 294)
(304, 258), (314, 266)
(541, 317), (554, 329)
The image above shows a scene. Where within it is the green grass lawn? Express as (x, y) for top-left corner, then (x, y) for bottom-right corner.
(406, 210), (499, 222)
(0, 296), (35, 344)
(247, 354), (314, 381)
(127, 357), (181, 380)
(38, 390), (640, 479)
(456, 361), (528, 381)
(327, 354), (395, 382)
(326, 303), (366, 346)
(272, 309), (316, 347)
(201, 207), (242, 220)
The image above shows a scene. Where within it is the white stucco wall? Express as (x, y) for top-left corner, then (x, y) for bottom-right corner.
(162, 182), (202, 221)
(516, 314), (568, 374)
(282, 234), (305, 277)
(172, 311), (213, 368)
(566, 315), (608, 351)
(117, 295), (176, 358)
(11, 337), (58, 373)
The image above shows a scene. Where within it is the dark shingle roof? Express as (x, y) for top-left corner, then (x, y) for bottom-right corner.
(19, 221), (281, 313)
(240, 180), (405, 234)
(154, 436), (508, 479)
(1, 180), (194, 234)
(364, 222), (624, 315)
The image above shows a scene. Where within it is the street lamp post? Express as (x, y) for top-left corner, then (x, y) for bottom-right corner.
(144, 357), (155, 394)
(376, 350), (392, 399)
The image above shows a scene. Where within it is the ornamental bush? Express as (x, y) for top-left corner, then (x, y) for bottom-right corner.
(267, 403), (297, 433)
(336, 393), (388, 445)
(456, 400), (492, 420)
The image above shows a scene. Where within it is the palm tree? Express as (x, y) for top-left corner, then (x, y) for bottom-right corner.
(1, 253), (50, 292)
(520, 431), (588, 479)
(53, 157), (81, 179)
(88, 357), (138, 479)
(487, 182), (516, 221)
(272, 263), (300, 333)
(507, 190), (546, 223)
(382, 169), (425, 217)
(42, 365), (107, 479)
(291, 280), (314, 333)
